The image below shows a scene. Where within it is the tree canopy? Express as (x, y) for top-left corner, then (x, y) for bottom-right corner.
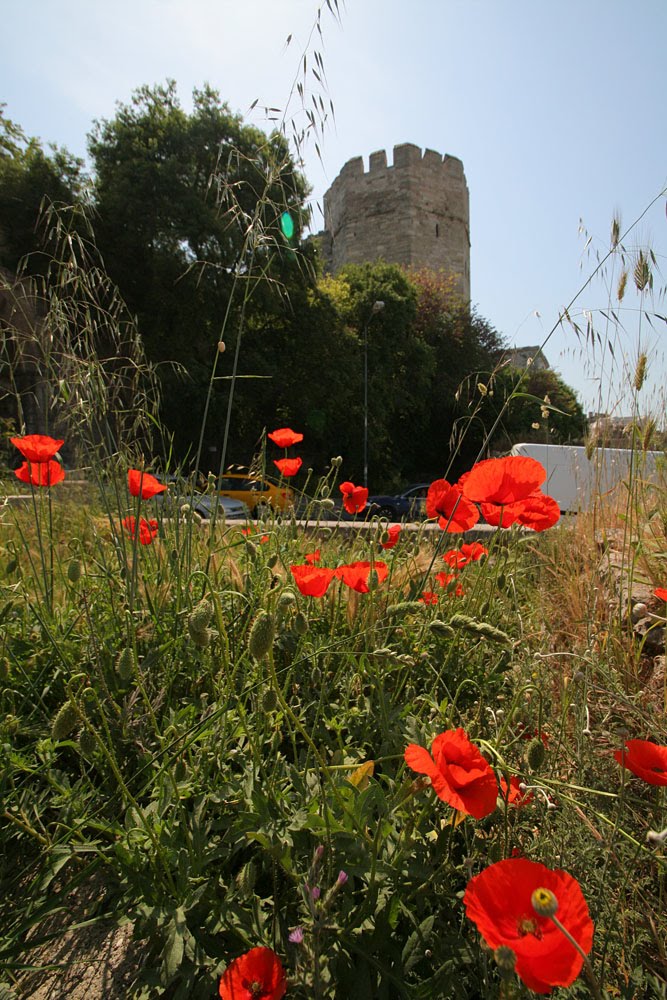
(0, 91), (588, 488)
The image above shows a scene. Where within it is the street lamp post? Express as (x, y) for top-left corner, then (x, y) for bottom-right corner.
(363, 300), (385, 488)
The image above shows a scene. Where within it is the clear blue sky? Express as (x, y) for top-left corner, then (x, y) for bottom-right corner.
(3, 1), (666, 415)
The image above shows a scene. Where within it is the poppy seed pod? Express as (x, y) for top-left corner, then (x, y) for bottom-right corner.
(249, 611), (275, 660)
(51, 700), (81, 741)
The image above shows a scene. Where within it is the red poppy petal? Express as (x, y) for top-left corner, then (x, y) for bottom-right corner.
(268, 427), (303, 448)
(11, 434), (64, 463)
(462, 456), (546, 505)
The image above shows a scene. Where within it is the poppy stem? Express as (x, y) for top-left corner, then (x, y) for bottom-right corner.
(549, 914), (605, 999)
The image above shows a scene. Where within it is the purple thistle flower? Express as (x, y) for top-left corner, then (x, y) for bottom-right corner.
(337, 870), (348, 885)
(289, 926), (304, 944)
(311, 885), (321, 900)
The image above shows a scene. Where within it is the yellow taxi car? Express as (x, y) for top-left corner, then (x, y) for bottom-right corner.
(217, 472), (293, 513)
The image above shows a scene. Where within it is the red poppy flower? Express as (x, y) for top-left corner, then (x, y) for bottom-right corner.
(499, 776), (533, 807)
(274, 457), (302, 477)
(443, 548), (468, 569)
(241, 528), (269, 543)
(336, 560), (388, 594)
(268, 427), (303, 448)
(122, 516), (159, 545)
(464, 857), (594, 994)
(445, 541), (489, 566)
(654, 587), (667, 602)
(404, 728), (498, 819)
(305, 549), (321, 564)
(614, 739), (667, 786)
(11, 434), (64, 463)
(290, 564), (335, 597)
(219, 946), (287, 1000)
(461, 456), (546, 506)
(128, 469), (167, 499)
(426, 479), (479, 532)
(480, 502), (521, 528)
(14, 460), (65, 487)
(435, 570), (455, 588)
(419, 591), (439, 605)
(339, 481), (369, 514)
(380, 524), (401, 550)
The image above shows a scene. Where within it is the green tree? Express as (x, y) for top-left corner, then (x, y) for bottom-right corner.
(485, 365), (587, 450)
(0, 105), (84, 274)
(88, 82), (310, 461)
(408, 268), (506, 479)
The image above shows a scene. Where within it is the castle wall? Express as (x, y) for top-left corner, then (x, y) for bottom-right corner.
(322, 143), (470, 300)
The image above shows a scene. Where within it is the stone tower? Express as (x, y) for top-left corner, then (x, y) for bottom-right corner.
(320, 143), (470, 300)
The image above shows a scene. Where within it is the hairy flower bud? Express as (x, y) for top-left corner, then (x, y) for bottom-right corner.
(116, 647), (135, 683)
(51, 700), (81, 741)
(67, 559), (82, 583)
(526, 736), (547, 770)
(188, 599), (213, 638)
(294, 611), (309, 635)
(248, 611), (275, 660)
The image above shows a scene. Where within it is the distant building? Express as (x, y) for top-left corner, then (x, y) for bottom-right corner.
(502, 346), (550, 371)
(318, 143), (470, 301)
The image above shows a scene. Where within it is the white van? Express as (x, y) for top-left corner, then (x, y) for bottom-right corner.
(509, 442), (664, 513)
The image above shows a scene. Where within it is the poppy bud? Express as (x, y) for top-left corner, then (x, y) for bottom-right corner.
(320, 484), (330, 498)
(245, 540), (258, 559)
(174, 758), (188, 782)
(51, 700), (81, 741)
(190, 627), (213, 649)
(494, 945), (517, 979)
(294, 611), (308, 635)
(267, 552), (279, 569)
(331, 456), (343, 469)
(0, 657), (10, 682)
(248, 611), (275, 660)
(236, 860), (257, 896)
(67, 559), (82, 583)
(278, 589), (296, 612)
(261, 687), (279, 712)
(526, 736), (547, 770)
(116, 648), (135, 683)
(188, 599), (213, 638)
(217, 340), (226, 353)
(78, 727), (97, 758)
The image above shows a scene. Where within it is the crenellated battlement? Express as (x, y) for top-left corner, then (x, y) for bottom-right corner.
(321, 143), (470, 300)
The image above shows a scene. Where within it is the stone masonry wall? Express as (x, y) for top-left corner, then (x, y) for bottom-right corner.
(322, 143), (470, 300)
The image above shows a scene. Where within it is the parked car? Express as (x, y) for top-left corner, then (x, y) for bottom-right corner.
(216, 472), (293, 513)
(154, 491), (248, 520)
(367, 483), (431, 520)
